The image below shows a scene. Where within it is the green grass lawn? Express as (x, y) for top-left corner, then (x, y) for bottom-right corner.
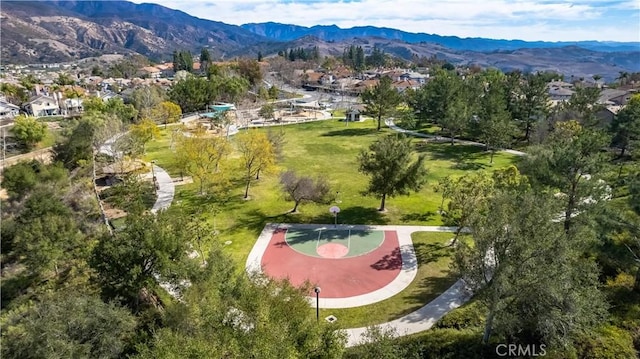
(144, 118), (516, 264)
(324, 231), (457, 328)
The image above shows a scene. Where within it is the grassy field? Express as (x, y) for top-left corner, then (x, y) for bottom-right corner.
(325, 231), (457, 328)
(144, 118), (516, 264)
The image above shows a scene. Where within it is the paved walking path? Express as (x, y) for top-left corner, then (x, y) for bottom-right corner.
(100, 133), (176, 213)
(150, 165), (175, 213)
(385, 119), (526, 157)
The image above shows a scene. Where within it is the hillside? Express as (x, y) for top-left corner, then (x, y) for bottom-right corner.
(263, 37), (640, 81)
(242, 22), (640, 53)
(0, 0), (638, 81)
(0, 0), (271, 63)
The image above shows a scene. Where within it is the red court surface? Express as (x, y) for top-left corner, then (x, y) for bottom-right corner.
(261, 229), (402, 298)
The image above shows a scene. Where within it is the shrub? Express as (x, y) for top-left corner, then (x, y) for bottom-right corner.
(435, 302), (484, 330)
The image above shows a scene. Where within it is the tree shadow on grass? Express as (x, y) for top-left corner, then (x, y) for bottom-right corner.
(413, 241), (452, 265)
(415, 142), (487, 162)
(452, 162), (487, 171)
(321, 128), (378, 137)
(400, 211), (437, 223)
(335, 206), (390, 225)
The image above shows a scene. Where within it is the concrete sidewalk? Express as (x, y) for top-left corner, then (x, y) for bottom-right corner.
(150, 165), (175, 213)
(385, 119), (526, 157)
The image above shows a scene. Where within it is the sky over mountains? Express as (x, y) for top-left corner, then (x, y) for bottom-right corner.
(131, 0), (640, 42)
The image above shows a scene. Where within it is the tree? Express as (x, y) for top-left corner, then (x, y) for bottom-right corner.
(200, 48), (212, 73)
(1, 293), (137, 359)
(91, 210), (195, 308)
(173, 50), (194, 72)
(235, 130), (275, 199)
(175, 129), (231, 195)
(236, 58), (263, 86)
(361, 76), (401, 131)
(443, 172), (494, 244)
(259, 103), (275, 122)
(409, 68), (461, 126)
(280, 170), (330, 213)
(268, 85), (279, 100)
(54, 119), (96, 169)
(520, 121), (609, 234)
(10, 115), (47, 149)
(566, 86), (602, 126)
(471, 71), (516, 163)
(13, 188), (87, 278)
(131, 85), (165, 120)
(610, 94), (640, 157)
(454, 190), (607, 346)
(1, 160), (67, 199)
(151, 101), (182, 127)
(358, 134), (427, 211)
(505, 72), (551, 143)
(129, 118), (160, 153)
(55, 72), (76, 86)
(134, 249), (346, 358)
(168, 75), (217, 113)
(441, 81), (474, 145)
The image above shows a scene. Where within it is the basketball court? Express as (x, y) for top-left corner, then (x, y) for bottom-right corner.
(247, 224), (419, 308)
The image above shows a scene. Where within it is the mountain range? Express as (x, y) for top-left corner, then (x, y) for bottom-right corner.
(1, 0), (638, 81)
(240, 22), (640, 53)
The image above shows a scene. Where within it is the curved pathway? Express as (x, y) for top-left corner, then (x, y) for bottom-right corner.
(385, 119), (526, 157)
(100, 133), (176, 213)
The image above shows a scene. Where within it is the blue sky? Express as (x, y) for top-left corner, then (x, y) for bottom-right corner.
(133, 0), (640, 42)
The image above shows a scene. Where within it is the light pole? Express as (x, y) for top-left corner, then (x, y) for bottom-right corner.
(151, 160), (157, 194)
(314, 287), (321, 322)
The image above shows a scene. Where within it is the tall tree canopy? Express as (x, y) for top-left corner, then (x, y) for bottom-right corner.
(358, 134), (427, 211)
(361, 76), (401, 131)
(454, 190), (607, 346)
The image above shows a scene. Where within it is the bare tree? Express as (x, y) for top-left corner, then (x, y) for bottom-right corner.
(280, 170), (330, 213)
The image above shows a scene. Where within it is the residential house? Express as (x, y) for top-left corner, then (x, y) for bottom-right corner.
(392, 79), (421, 93)
(598, 88), (635, 106)
(140, 66), (161, 79)
(155, 63), (174, 77)
(399, 72), (428, 84)
(0, 100), (20, 119)
(548, 87), (575, 102)
(595, 105), (623, 128)
(23, 95), (59, 117)
(62, 97), (83, 115)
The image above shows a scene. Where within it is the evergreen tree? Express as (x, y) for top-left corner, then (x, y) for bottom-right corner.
(358, 134), (428, 211)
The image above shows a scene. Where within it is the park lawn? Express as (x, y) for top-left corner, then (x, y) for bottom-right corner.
(144, 118), (517, 265)
(323, 231), (457, 328)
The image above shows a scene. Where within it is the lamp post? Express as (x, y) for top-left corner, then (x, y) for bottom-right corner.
(314, 287), (321, 322)
(151, 160), (157, 194)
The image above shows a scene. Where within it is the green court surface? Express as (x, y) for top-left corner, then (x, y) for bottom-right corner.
(285, 228), (384, 258)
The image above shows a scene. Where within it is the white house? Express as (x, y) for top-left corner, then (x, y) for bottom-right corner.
(24, 95), (59, 117)
(62, 97), (83, 115)
(0, 101), (20, 119)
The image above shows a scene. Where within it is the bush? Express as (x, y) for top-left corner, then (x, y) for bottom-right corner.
(435, 302), (485, 330)
(574, 325), (637, 359)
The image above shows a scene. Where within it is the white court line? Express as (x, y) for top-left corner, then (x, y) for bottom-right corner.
(316, 230), (322, 249)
